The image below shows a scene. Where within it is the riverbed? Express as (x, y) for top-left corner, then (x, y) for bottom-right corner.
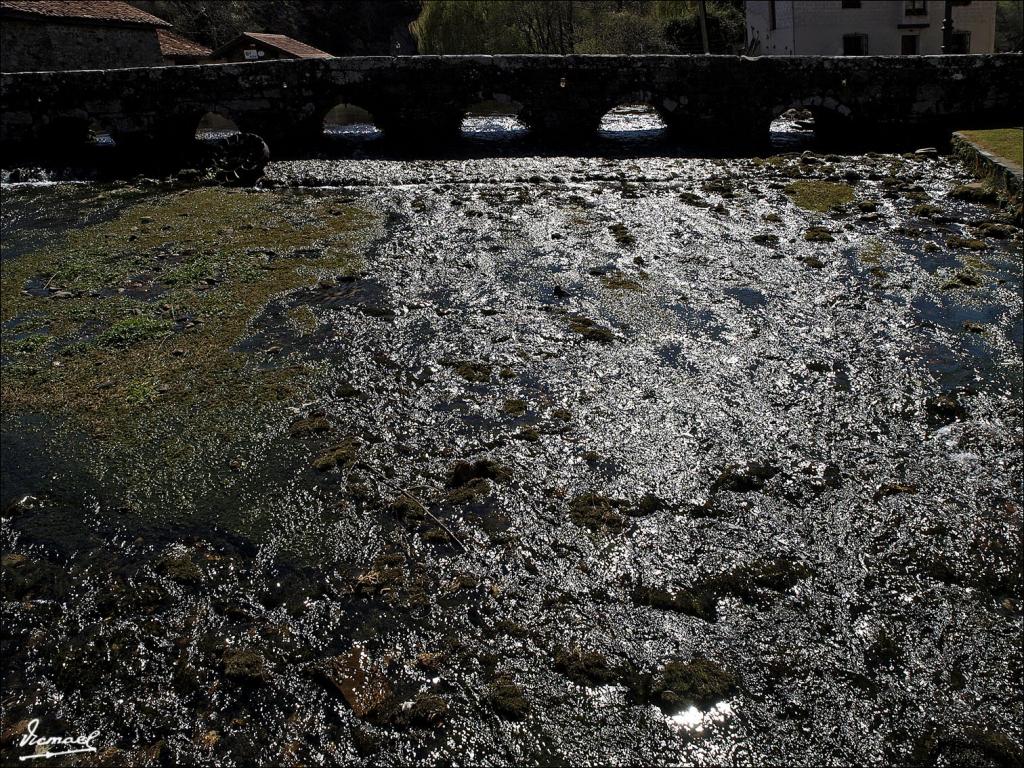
(1, 136), (1021, 766)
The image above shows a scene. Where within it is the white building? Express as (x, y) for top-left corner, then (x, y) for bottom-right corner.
(745, 0), (997, 56)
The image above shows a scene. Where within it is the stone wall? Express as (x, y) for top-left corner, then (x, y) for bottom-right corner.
(0, 19), (165, 73)
(952, 132), (1022, 207)
(1, 54), (1020, 158)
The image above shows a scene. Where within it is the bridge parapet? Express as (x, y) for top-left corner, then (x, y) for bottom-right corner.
(1, 54), (1019, 160)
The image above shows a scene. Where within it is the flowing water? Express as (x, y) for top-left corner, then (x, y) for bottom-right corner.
(1, 119), (1022, 766)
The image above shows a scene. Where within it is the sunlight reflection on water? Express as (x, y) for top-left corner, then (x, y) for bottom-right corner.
(668, 701), (734, 732)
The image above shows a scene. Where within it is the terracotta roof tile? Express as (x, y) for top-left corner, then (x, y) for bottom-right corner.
(157, 28), (211, 58)
(0, 1), (170, 27)
(235, 32), (332, 59)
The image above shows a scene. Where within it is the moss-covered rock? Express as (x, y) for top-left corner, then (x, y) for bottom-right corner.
(942, 271), (984, 290)
(487, 675), (529, 720)
(158, 552), (203, 586)
(705, 558), (811, 604)
(223, 648), (267, 683)
(568, 316), (615, 343)
(946, 235), (988, 251)
(803, 226), (834, 243)
(554, 648), (616, 687)
(925, 393), (967, 426)
(400, 694), (449, 728)
(453, 360), (493, 383)
(447, 458), (512, 488)
(912, 727), (1022, 768)
(311, 437), (361, 471)
(679, 191), (710, 207)
(711, 461), (780, 494)
(501, 398), (527, 417)
(600, 271), (642, 291)
(652, 659), (736, 711)
(609, 223), (636, 247)
(751, 233), (780, 247)
(633, 585), (717, 622)
(948, 183), (1000, 204)
(568, 492), (628, 533)
(911, 203), (943, 218)
(289, 415), (331, 438)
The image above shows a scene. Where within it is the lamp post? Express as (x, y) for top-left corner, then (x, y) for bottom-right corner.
(698, 0), (710, 54)
(941, 0), (954, 53)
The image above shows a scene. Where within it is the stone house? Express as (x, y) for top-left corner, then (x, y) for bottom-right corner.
(210, 32), (334, 63)
(745, 0), (996, 56)
(1, 0), (167, 71)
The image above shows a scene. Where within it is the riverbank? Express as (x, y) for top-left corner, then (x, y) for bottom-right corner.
(952, 127), (1023, 208)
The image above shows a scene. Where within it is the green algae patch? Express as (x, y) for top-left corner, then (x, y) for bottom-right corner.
(1, 187), (372, 433)
(1, 186), (376, 541)
(859, 238), (887, 265)
(286, 305), (320, 335)
(600, 271), (643, 291)
(785, 180), (854, 213)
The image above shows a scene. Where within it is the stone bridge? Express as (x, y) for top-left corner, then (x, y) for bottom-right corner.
(1, 54), (1020, 160)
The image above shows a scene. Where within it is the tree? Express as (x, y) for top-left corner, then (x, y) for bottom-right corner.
(411, 1), (577, 54)
(410, 0), (747, 56)
(996, 0), (1023, 52)
(662, 1), (745, 54)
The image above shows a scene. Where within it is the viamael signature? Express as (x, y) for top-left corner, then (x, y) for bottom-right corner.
(18, 719), (101, 761)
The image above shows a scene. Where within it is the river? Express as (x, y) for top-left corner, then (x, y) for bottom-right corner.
(1, 116), (1021, 766)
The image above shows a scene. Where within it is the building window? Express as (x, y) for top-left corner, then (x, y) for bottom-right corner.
(949, 30), (971, 53)
(843, 34), (868, 55)
(769, 0), (777, 30)
(842, 0), (861, 8)
(905, 0), (927, 16)
(901, 34), (919, 54)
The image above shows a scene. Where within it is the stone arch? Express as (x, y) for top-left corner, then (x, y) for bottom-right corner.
(596, 90), (672, 138)
(767, 96), (855, 147)
(195, 110), (241, 141)
(321, 100), (382, 141)
(459, 91), (528, 140)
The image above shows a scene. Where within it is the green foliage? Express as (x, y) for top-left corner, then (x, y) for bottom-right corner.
(576, 11), (669, 54)
(411, 1), (528, 54)
(996, 0), (1023, 52)
(411, 0), (746, 55)
(663, 1), (745, 53)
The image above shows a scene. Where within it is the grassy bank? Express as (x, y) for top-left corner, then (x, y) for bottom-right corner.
(958, 127), (1023, 168)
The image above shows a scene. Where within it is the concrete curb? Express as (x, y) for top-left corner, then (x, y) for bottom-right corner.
(951, 131), (1022, 207)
